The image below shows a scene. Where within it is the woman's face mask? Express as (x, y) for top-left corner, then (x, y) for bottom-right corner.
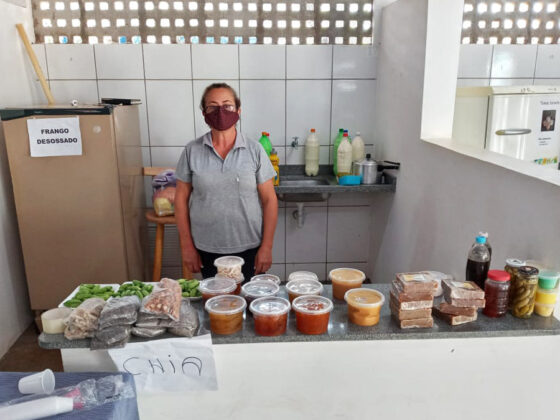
(204, 106), (239, 131)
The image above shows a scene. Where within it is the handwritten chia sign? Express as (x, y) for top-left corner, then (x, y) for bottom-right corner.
(108, 335), (218, 392)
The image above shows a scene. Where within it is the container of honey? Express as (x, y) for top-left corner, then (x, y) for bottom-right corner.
(344, 288), (385, 326)
(249, 297), (290, 336)
(329, 268), (366, 300)
(205, 295), (246, 335)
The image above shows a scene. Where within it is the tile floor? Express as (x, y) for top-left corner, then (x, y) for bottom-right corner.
(0, 324), (62, 372)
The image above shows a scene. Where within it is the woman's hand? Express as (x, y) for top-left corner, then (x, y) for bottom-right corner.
(255, 246), (272, 274)
(182, 245), (202, 274)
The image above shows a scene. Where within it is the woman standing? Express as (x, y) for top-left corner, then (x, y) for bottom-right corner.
(175, 83), (278, 281)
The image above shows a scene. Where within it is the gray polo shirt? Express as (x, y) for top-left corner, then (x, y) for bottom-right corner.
(175, 131), (276, 254)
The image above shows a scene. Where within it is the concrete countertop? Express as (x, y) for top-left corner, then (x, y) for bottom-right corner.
(38, 284), (560, 350)
(273, 165), (397, 194)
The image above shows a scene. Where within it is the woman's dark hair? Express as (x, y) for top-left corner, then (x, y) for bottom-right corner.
(200, 83), (241, 112)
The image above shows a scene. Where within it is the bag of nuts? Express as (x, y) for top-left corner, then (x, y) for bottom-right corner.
(140, 278), (182, 321)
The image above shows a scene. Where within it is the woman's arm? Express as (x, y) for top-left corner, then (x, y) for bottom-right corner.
(175, 180), (202, 273)
(255, 179), (278, 274)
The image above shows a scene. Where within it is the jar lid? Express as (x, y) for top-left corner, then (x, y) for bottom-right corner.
(506, 258), (526, 268)
(250, 274), (281, 285)
(285, 278), (324, 295)
(487, 270), (511, 282)
(329, 268), (365, 284)
(205, 295), (246, 315)
(199, 277), (237, 294)
(344, 288), (385, 307)
(292, 295), (333, 315)
(214, 256), (245, 268)
(216, 273), (244, 284)
(538, 271), (560, 289)
(288, 271), (319, 282)
(249, 297), (290, 316)
(518, 266), (539, 277)
(242, 280), (280, 298)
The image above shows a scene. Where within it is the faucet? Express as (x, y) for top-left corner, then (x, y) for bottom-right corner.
(291, 136), (299, 148)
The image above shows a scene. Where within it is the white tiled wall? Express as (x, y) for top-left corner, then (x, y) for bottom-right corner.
(457, 44), (560, 87)
(32, 43), (379, 281)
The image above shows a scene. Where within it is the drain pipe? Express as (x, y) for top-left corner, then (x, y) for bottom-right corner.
(293, 203), (305, 228)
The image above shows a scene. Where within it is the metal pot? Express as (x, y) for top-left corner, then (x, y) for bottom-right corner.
(355, 157), (400, 185)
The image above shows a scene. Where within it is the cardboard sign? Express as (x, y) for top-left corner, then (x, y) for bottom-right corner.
(27, 117), (83, 157)
(108, 335), (218, 393)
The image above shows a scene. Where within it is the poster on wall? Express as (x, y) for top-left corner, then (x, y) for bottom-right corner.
(26, 117), (83, 157)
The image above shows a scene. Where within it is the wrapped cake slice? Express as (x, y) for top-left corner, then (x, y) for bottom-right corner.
(389, 301), (432, 320)
(434, 303), (478, 325)
(389, 290), (433, 310)
(393, 315), (433, 329)
(391, 282), (434, 302)
(442, 278), (484, 300)
(445, 297), (485, 308)
(394, 272), (438, 294)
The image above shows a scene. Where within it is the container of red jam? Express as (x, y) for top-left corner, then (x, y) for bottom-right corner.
(483, 270), (510, 318)
(249, 297), (290, 336)
(199, 277), (237, 301)
(250, 273), (281, 285)
(242, 280), (280, 304)
(292, 295), (333, 335)
(285, 277), (323, 303)
(205, 295), (246, 335)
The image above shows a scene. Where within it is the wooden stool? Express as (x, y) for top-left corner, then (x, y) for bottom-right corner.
(144, 167), (192, 282)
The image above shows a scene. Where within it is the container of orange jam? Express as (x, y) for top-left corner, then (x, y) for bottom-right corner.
(344, 288), (385, 326)
(292, 295), (333, 335)
(199, 277), (237, 302)
(205, 295), (246, 335)
(249, 297), (290, 336)
(329, 268), (366, 300)
(242, 280), (280, 304)
(285, 277), (323, 303)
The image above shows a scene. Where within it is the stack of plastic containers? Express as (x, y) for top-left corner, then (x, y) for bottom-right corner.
(534, 271), (560, 317)
(214, 256), (244, 294)
(285, 272), (323, 303)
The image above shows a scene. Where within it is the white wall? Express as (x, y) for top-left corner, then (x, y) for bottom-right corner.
(371, 0), (560, 283)
(0, 0), (40, 357)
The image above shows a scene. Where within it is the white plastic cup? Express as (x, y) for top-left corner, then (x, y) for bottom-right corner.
(18, 369), (55, 394)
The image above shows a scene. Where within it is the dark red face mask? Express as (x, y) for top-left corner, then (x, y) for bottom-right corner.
(204, 107), (239, 131)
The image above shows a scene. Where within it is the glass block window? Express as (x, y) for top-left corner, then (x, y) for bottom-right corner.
(32, 0), (375, 44)
(462, 0), (560, 44)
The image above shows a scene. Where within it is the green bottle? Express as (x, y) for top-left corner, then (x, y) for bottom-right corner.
(333, 128), (344, 175)
(259, 131), (272, 156)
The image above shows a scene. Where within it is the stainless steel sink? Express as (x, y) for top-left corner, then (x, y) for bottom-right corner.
(279, 178), (330, 187)
(276, 176), (331, 202)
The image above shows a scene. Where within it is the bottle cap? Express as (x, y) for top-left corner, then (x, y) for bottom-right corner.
(343, 132), (348, 137)
(488, 270), (510, 282)
(261, 131), (266, 135)
(310, 128), (316, 133)
(366, 153), (371, 159)
(338, 128), (344, 132)
(475, 236), (486, 244)
(343, 129), (348, 133)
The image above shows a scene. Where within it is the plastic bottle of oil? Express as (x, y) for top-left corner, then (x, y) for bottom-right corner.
(270, 148), (280, 186)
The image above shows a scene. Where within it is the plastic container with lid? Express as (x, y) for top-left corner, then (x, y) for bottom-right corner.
(251, 273), (281, 285)
(535, 271), (559, 308)
(344, 288), (385, 326)
(329, 268), (365, 300)
(214, 256), (245, 282)
(199, 277), (237, 301)
(285, 277), (324, 303)
(292, 295), (333, 335)
(205, 295), (246, 335)
(483, 270), (510, 318)
(249, 297), (291, 336)
(288, 271), (319, 283)
(241, 280), (280, 304)
(510, 266), (539, 318)
(534, 302), (555, 317)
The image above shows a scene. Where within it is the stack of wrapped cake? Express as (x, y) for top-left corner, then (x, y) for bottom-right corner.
(433, 278), (485, 325)
(390, 272), (438, 329)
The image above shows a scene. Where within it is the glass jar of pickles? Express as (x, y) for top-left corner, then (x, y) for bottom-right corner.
(510, 266), (539, 318)
(505, 258), (525, 309)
